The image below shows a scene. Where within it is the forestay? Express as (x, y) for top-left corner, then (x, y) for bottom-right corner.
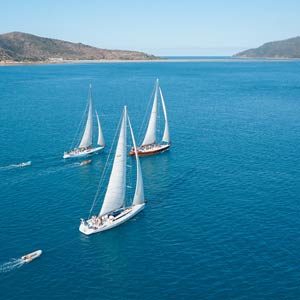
(142, 79), (158, 146)
(128, 117), (144, 205)
(96, 110), (105, 146)
(79, 89), (93, 149)
(160, 87), (170, 143)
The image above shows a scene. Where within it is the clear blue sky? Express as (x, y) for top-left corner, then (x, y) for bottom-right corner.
(1, 0), (300, 55)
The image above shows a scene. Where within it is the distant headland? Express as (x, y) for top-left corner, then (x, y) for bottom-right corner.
(0, 32), (158, 64)
(234, 36), (300, 58)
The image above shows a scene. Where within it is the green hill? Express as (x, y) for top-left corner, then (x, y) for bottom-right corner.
(234, 36), (300, 58)
(0, 32), (157, 62)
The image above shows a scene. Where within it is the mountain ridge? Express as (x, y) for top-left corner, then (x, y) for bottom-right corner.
(234, 36), (300, 58)
(0, 32), (157, 62)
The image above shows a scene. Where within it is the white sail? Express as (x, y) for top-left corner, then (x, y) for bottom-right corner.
(99, 107), (127, 216)
(96, 110), (105, 146)
(128, 116), (144, 205)
(142, 79), (158, 146)
(79, 87), (93, 149)
(159, 87), (170, 144)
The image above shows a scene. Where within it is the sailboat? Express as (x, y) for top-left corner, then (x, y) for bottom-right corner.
(63, 85), (105, 159)
(129, 79), (171, 157)
(79, 106), (146, 235)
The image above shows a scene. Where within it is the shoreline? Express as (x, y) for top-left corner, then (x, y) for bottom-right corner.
(1, 57), (300, 66)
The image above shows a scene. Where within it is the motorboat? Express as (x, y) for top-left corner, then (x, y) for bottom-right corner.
(18, 161), (32, 167)
(21, 250), (42, 263)
(80, 159), (92, 166)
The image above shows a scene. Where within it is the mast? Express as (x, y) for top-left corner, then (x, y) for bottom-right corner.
(159, 87), (170, 144)
(79, 85), (93, 149)
(96, 110), (105, 146)
(141, 79), (159, 146)
(99, 107), (127, 216)
(128, 115), (144, 205)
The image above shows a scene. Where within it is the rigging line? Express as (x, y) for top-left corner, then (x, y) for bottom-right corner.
(137, 81), (156, 145)
(69, 92), (90, 151)
(70, 97), (89, 150)
(126, 121), (134, 205)
(129, 152), (133, 203)
(88, 111), (124, 219)
(76, 87), (93, 148)
(157, 87), (161, 140)
(127, 115), (138, 204)
(159, 86), (169, 143)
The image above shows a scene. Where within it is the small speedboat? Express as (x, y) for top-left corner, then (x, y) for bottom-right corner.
(80, 159), (92, 166)
(18, 161), (32, 167)
(21, 250), (42, 263)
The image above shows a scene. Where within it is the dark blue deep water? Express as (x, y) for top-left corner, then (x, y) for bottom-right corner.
(1, 61), (300, 300)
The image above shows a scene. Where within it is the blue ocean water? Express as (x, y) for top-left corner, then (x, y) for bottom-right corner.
(163, 56), (231, 59)
(1, 61), (300, 300)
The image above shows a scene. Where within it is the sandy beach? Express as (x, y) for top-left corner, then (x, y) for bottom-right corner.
(1, 57), (299, 66)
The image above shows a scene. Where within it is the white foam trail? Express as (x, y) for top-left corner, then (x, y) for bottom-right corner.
(0, 161), (32, 170)
(1, 161), (79, 187)
(0, 164), (22, 170)
(0, 258), (25, 273)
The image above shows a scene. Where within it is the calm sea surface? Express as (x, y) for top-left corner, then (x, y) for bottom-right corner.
(1, 61), (300, 300)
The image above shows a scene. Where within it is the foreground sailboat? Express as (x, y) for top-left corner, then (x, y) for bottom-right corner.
(63, 85), (105, 159)
(79, 106), (145, 235)
(129, 79), (171, 156)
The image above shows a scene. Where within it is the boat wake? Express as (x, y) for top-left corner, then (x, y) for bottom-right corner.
(0, 164), (26, 171)
(0, 258), (25, 273)
(0, 159), (81, 188)
(0, 161), (31, 170)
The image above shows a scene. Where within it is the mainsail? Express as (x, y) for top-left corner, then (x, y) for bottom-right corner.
(159, 87), (170, 144)
(99, 107), (127, 216)
(128, 117), (144, 205)
(79, 87), (93, 149)
(96, 110), (105, 146)
(142, 79), (158, 146)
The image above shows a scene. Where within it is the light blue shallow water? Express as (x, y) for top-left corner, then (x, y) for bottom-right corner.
(0, 61), (300, 300)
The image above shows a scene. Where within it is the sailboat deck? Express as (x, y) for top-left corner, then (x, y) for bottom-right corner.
(79, 204), (145, 235)
(63, 146), (104, 159)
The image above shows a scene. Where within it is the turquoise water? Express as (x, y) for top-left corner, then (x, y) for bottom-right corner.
(1, 61), (300, 299)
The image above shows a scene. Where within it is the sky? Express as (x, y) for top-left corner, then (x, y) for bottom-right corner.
(1, 0), (300, 56)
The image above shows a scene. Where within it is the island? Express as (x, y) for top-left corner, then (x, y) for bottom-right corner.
(233, 36), (300, 59)
(0, 32), (158, 64)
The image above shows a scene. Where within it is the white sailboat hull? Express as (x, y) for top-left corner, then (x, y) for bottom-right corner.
(63, 146), (104, 159)
(129, 143), (171, 156)
(79, 203), (145, 235)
